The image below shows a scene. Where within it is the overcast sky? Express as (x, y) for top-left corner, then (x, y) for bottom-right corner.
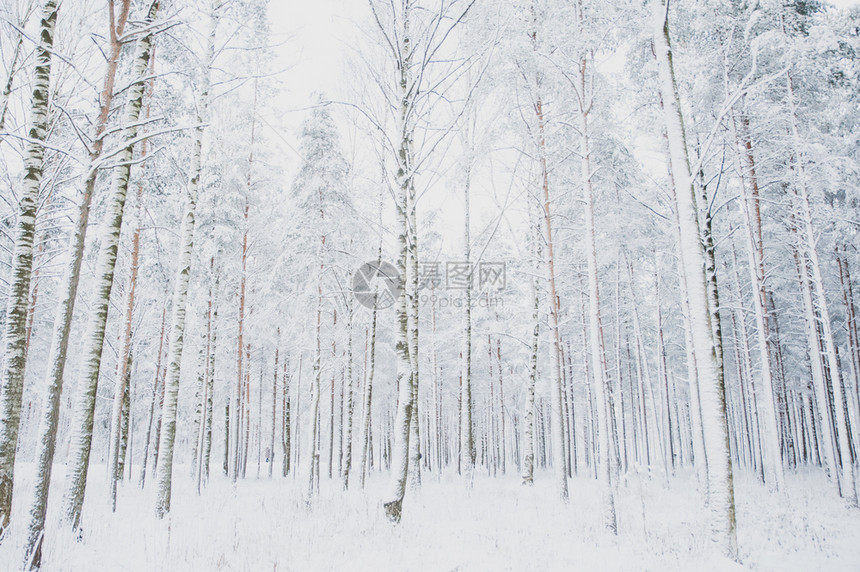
(262, 0), (860, 195)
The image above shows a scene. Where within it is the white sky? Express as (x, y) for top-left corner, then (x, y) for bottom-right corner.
(263, 1), (361, 140)
(264, 0), (860, 153)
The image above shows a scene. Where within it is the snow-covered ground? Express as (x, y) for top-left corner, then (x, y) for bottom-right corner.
(1, 465), (858, 571)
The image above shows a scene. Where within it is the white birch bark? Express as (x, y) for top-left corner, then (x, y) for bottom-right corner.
(577, 55), (615, 530)
(342, 297), (355, 489)
(61, 0), (159, 532)
(109, 106), (151, 512)
(138, 308), (166, 489)
(153, 1), (214, 518)
(459, 158), (474, 477)
(0, 11), (27, 132)
(382, 0), (416, 522)
(203, 273), (216, 484)
(358, 249), (380, 488)
(521, 225), (540, 486)
(269, 331), (279, 480)
(652, 0), (737, 556)
(0, 0), (57, 538)
(306, 265), (324, 501)
(536, 93), (569, 501)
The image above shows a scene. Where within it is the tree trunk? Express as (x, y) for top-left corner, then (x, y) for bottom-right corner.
(535, 89), (569, 501)
(282, 354), (291, 477)
(62, 1), (159, 532)
(459, 159), (474, 478)
(652, 0), (737, 556)
(788, 73), (857, 505)
(730, 113), (785, 492)
(382, 0), (417, 522)
(139, 308), (166, 489)
(0, 0), (58, 541)
(522, 214), (541, 485)
(578, 55), (615, 529)
(109, 74), (152, 511)
(203, 267), (218, 484)
(153, 1), (213, 517)
(270, 331), (279, 479)
(342, 297), (355, 488)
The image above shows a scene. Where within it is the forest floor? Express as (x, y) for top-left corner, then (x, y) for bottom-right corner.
(1, 464), (858, 571)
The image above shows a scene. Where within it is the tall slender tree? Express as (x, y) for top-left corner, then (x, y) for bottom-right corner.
(0, 0), (58, 540)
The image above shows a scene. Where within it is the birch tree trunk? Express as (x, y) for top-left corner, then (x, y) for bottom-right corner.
(459, 158), (474, 477)
(306, 260), (324, 501)
(342, 297), (355, 489)
(281, 354), (291, 477)
(787, 74), (858, 506)
(153, 1), (215, 518)
(269, 331), (279, 479)
(202, 268), (218, 485)
(139, 308), (166, 489)
(652, 0), (737, 556)
(577, 53), (615, 530)
(359, 267), (380, 488)
(195, 265), (217, 491)
(0, 0), (57, 539)
(536, 89), (569, 501)
(522, 257), (540, 485)
(0, 21), (26, 131)
(382, 0), (416, 522)
(109, 78), (153, 511)
(61, 0), (159, 532)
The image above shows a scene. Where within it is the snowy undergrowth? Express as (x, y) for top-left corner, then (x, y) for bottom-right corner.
(1, 464), (858, 571)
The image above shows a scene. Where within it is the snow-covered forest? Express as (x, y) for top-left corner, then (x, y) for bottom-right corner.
(0, 0), (859, 569)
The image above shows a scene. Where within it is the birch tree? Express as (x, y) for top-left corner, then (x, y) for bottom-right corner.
(573, 39), (617, 531)
(652, 0), (737, 557)
(0, 0), (57, 539)
(154, 0), (218, 518)
(62, 0), (160, 531)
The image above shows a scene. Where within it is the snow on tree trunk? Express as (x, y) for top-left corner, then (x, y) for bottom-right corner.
(153, 125), (201, 516)
(652, 0), (737, 556)
(0, 25), (25, 131)
(109, 97), (151, 512)
(270, 331), (279, 480)
(382, 0), (417, 523)
(342, 298), (355, 489)
(0, 0), (57, 539)
(153, 1), (215, 517)
(61, 0), (159, 533)
(306, 269), (324, 502)
(138, 308), (166, 490)
(578, 55), (616, 531)
(460, 159), (474, 477)
(203, 271), (218, 484)
(730, 114), (785, 492)
(794, 246), (840, 492)
(535, 91), (569, 501)
(522, 247), (539, 486)
(787, 74), (858, 506)
(281, 354), (291, 478)
(359, 252), (380, 488)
